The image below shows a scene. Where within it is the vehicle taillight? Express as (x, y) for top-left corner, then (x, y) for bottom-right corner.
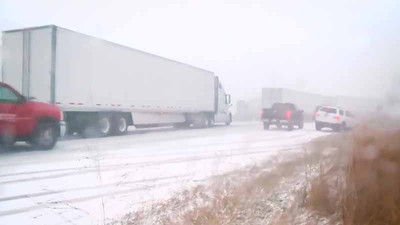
(333, 115), (340, 121)
(286, 110), (292, 119)
(315, 112), (319, 117)
(261, 109), (264, 115)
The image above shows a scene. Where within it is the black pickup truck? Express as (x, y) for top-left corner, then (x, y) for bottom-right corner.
(261, 103), (304, 131)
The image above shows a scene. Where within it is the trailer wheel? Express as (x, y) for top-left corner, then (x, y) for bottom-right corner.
(98, 116), (112, 136)
(114, 116), (128, 135)
(80, 115), (112, 138)
(32, 122), (57, 150)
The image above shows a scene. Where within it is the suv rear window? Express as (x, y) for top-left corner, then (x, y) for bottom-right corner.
(319, 107), (337, 114)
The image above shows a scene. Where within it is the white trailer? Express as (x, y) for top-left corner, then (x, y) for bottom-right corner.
(262, 88), (336, 115)
(2, 25), (232, 137)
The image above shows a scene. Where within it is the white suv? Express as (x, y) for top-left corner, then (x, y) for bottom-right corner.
(314, 106), (357, 131)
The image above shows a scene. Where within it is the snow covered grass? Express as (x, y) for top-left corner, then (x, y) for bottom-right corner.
(112, 133), (347, 225)
(112, 156), (303, 225)
(113, 117), (400, 225)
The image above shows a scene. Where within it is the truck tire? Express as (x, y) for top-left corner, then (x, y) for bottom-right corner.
(173, 122), (190, 129)
(1, 125), (16, 150)
(193, 114), (207, 129)
(113, 115), (128, 135)
(80, 115), (112, 138)
(263, 122), (270, 130)
(208, 117), (215, 127)
(225, 113), (232, 126)
(298, 121), (304, 129)
(287, 123), (293, 131)
(315, 122), (322, 131)
(32, 122), (57, 150)
(1, 136), (15, 150)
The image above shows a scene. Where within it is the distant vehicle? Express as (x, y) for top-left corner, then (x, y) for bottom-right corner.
(1, 25), (232, 138)
(261, 103), (304, 131)
(0, 82), (65, 149)
(314, 106), (357, 132)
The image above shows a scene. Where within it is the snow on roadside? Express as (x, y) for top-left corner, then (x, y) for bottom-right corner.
(0, 123), (327, 225)
(114, 133), (344, 225)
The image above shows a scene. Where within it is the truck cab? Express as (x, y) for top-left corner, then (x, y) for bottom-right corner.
(0, 82), (65, 149)
(215, 80), (232, 125)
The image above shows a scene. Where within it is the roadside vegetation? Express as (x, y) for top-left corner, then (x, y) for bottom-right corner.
(114, 116), (400, 225)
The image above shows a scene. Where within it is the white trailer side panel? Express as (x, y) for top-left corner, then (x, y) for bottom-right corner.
(261, 88), (283, 109)
(281, 89), (324, 114)
(55, 28), (215, 113)
(28, 28), (52, 102)
(262, 88), (336, 114)
(2, 31), (23, 92)
(2, 28), (52, 101)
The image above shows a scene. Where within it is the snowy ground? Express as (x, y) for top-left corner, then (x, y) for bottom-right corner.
(0, 122), (327, 225)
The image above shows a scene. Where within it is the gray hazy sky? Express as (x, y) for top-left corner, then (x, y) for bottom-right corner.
(1, 0), (399, 101)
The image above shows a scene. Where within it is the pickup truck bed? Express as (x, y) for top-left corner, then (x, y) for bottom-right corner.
(261, 103), (304, 131)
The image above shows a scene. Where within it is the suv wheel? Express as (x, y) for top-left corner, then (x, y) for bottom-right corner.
(334, 124), (342, 132)
(341, 122), (346, 132)
(315, 122), (322, 131)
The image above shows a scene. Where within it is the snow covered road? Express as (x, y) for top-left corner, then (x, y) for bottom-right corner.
(0, 122), (327, 225)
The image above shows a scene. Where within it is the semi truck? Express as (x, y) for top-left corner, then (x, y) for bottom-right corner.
(1, 25), (232, 137)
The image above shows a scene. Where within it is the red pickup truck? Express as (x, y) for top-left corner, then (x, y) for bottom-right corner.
(0, 82), (65, 149)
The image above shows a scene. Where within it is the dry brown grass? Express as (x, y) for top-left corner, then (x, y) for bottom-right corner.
(342, 124), (400, 225)
(303, 117), (400, 225)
